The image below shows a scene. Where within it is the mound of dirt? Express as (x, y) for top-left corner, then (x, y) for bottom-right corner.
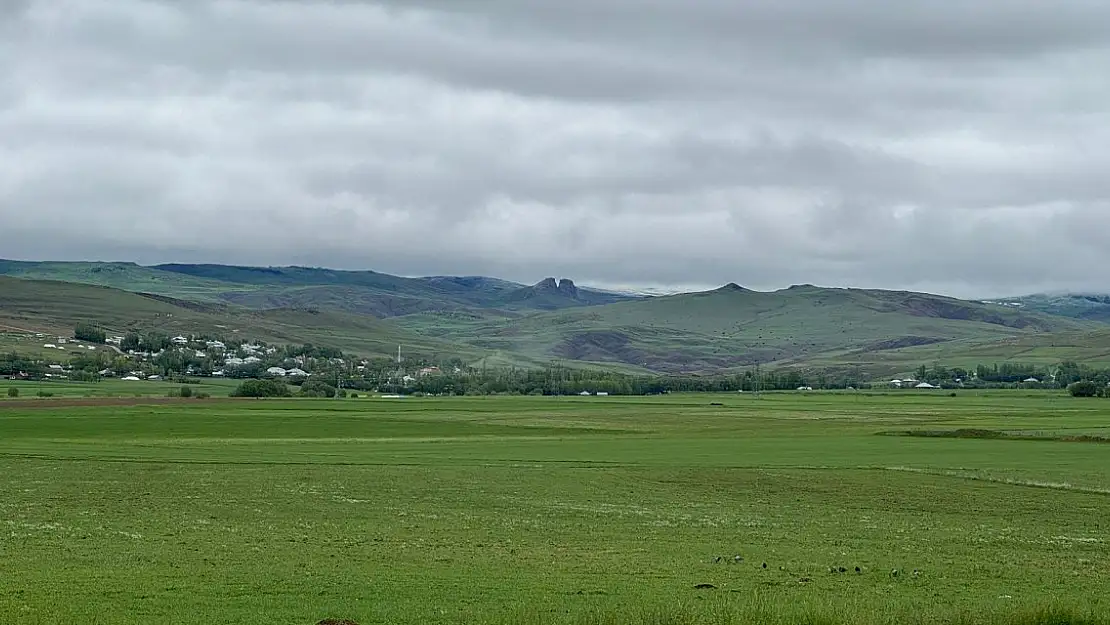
(316, 619), (360, 625)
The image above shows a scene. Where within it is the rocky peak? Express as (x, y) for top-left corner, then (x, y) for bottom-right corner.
(556, 278), (579, 298)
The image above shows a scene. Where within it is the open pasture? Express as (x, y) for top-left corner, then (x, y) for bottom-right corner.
(1, 393), (1108, 624)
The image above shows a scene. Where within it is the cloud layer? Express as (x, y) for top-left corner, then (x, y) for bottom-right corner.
(3, 0), (1110, 297)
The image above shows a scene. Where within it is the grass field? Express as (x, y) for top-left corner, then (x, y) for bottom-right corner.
(1, 377), (243, 399)
(1, 392), (1108, 624)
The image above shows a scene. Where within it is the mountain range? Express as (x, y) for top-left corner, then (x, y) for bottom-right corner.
(3, 259), (1110, 378)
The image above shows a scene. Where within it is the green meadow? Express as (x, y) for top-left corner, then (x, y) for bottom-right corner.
(1, 392), (1107, 624)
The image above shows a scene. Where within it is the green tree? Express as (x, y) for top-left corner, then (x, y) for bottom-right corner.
(178, 385), (193, 398)
(120, 333), (142, 352)
(298, 380), (337, 398)
(1067, 381), (1099, 397)
(6, 387), (17, 398)
(74, 323), (107, 344)
(230, 379), (291, 398)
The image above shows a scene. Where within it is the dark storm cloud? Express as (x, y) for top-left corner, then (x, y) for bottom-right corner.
(2, 0), (1110, 298)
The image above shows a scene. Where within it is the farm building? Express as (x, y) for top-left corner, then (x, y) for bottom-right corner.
(266, 367), (287, 376)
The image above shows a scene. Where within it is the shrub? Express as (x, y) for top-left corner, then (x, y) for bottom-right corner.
(178, 385), (193, 398)
(37, 390), (54, 398)
(6, 387), (17, 398)
(230, 379), (292, 398)
(298, 380), (337, 398)
(194, 392), (211, 399)
(1067, 381), (1100, 397)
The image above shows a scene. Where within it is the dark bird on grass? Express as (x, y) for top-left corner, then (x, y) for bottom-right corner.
(762, 562), (767, 569)
(838, 566), (847, 573)
(713, 556), (722, 564)
(855, 567), (861, 573)
(733, 555), (743, 563)
(912, 569), (921, 577)
(891, 569), (900, 577)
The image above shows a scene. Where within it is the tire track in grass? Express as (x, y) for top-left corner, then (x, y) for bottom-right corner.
(880, 465), (1110, 496)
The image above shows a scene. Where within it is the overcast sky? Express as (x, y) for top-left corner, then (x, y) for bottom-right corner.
(2, 1), (1110, 297)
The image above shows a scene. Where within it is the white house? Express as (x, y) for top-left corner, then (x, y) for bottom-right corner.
(206, 340), (226, 350)
(243, 356), (262, 365)
(1023, 377), (1040, 384)
(121, 376), (141, 381)
(225, 357), (245, 366)
(43, 343), (56, 349)
(266, 367), (287, 376)
(596, 391), (609, 396)
(889, 379), (903, 388)
(286, 368), (308, 377)
(171, 336), (188, 345)
(915, 382), (938, 389)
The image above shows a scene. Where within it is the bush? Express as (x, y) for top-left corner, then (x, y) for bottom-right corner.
(194, 392), (211, 399)
(230, 379), (292, 398)
(1067, 381), (1100, 397)
(37, 390), (53, 398)
(178, 385), (193, 398)
(6, 387), (17, 398)
(298, 380), (337, 398)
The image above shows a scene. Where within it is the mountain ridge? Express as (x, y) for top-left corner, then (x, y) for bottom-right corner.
(3, 260), (1108, 376)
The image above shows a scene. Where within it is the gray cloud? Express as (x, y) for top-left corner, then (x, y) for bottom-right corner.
(2, 0), (1110, 299)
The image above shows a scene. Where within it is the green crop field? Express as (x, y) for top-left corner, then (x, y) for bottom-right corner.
(1, 392), (1107, 625)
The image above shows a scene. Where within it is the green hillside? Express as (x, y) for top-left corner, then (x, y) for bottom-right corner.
(395, 283), (1096, 374)
(0, 260), (236, 301)
(0, 260), (638, 316)
(0, 276), (474, 361)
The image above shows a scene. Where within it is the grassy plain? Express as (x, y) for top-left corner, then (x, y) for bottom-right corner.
(1, 392), (1108, 625)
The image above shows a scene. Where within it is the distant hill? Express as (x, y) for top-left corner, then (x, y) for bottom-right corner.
(0, 276), (475, 362)
(395, 283), (1095, 374)
(4, 260), (1108, 377)
(0, 260), (642, 317)
(999, 293), (1110, 323)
